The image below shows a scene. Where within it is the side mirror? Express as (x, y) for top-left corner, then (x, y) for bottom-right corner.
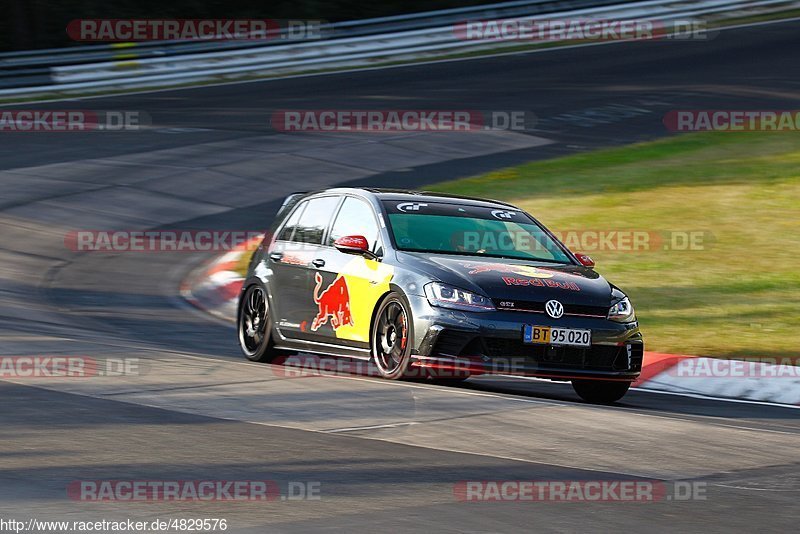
(575, 253), (595, 268)
(334, 235), (375, 258)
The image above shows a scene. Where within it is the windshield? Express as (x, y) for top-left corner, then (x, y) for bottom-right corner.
(383, 201), (572, 263)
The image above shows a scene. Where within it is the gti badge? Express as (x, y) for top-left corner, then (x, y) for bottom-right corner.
(545, 299), (564, 319)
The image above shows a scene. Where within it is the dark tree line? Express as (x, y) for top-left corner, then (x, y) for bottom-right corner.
(1, 0), (497, 51)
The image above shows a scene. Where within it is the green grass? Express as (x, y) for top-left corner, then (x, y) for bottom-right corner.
(428, 132), (800, 359)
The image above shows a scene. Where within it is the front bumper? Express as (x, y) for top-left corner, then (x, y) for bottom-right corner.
(407, 295), (643, 382)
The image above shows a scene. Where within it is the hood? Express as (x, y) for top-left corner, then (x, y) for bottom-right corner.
(396, 252), (614, 309)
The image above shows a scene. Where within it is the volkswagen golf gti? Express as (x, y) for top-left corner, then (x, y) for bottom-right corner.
(238, 188), (643, 403)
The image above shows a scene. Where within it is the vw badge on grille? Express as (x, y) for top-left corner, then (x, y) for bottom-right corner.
(545, 300), (564, 319)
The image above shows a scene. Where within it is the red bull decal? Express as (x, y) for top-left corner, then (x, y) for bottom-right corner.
(503, 277), (581, 291)
(463, 262), (554, 278)
(311, 273), (354, 331)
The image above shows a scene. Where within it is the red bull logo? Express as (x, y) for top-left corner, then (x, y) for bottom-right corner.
(463, 262), (554, 278)
(311, 273), (354, 331)
(503, 277), (581, 291)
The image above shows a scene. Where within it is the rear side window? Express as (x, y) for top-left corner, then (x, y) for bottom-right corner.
(293, 196), (341, 244)
(328, 197), (381, 252)
(277, 201), (307, 242)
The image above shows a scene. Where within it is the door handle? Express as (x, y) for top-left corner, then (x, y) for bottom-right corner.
(269, 252), (283, 261)
(312, 258), (326, 268)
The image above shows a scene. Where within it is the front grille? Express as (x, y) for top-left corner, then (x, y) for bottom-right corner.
(430, 329), (642, 373)
(432, 330), (476, 357)
(482, 338), (623, 370)
(494, 300), (608, 317)
(564, 303), (609, 317)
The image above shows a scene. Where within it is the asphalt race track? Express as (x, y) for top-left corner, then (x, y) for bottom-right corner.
(1, 19), (799, 532)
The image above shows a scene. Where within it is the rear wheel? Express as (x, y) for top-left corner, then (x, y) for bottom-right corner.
(571, 379), (630, 404)
(372, 293), (413, 380)
(238, 284), (279, 363)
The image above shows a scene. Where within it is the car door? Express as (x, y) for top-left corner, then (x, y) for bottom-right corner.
(308, 195), (393, 348)
(268, 195), (341, 341)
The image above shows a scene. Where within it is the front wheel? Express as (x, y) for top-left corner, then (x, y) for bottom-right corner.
(238, 284), (279, 363)
(571, 379), (631, 404)
(371, 292), (414, 380)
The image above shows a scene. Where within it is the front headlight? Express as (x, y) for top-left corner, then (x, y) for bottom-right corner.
(608, 296), (635, 323)
(424, 282), (495, 312)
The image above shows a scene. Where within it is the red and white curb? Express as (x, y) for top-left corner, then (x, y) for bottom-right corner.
(182, 243), (800, 406)
(180, 235), (262, 323)
(633, 352), (800, 405)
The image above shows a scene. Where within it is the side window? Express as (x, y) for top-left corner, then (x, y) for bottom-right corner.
(293, 196), (341, 244)
(277, 201), (307, 242)
(328, 197), (381, 252)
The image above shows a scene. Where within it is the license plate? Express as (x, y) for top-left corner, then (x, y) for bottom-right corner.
(523, 325), (591, 347)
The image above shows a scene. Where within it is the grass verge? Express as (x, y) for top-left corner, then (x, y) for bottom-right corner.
(428, 132), (800, 359)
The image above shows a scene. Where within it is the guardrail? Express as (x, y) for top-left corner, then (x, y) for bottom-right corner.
(0, 0), (797, 97)
(0, 0), (626, 89)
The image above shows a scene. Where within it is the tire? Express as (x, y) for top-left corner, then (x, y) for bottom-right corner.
(571, 379), (631, 404)
(371, 292), (414, 380)
(238, 284), (279, 363)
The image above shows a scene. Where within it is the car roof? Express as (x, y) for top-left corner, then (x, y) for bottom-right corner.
(312, 187), (519, 210)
